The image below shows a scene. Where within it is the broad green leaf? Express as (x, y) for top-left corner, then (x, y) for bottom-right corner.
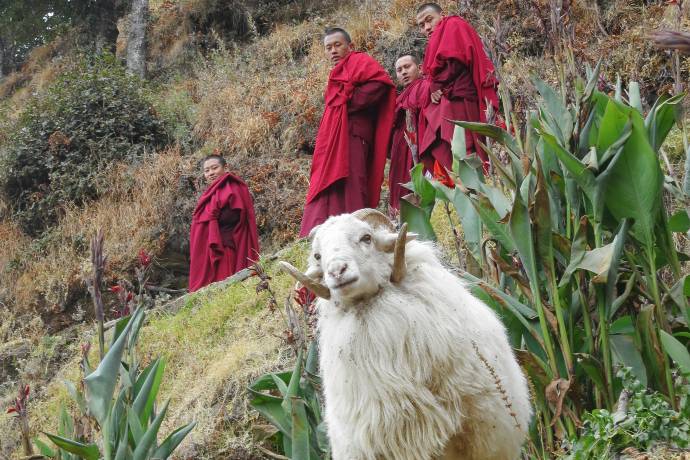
(111, 314), (131, 346)
(533, 77), (573, 143)
(132, 399), (170, 460)
(533, 156), (555, 287)
(469, 194), (515, 252)
(451, 189), (482, 262)
(305, 341), (319, 377)
(601, 103), (663, 249)
(452, 120), (522, 157)
(282, 349), (303, 415)
(508, 191), (538, 290)
(152, 422), (197, 460)
(113, 423), (130, 460)
(574, 353), (607, 398)
(605, 220), (630, 312)
(85, 307), (143, 426)
(128, 409), (145, 445)
(627, 81), (642, 113)
(63, 380), (86, 415)
(646, 93), (684, 152)
(44, 433), (100, 460)
(33, 437), (56, 457)
(271, 373), (290, 397)
(409, 163), (436, 207)
(540, 130), (595, 202)
(451, 124), (467, 173)
(132, 358), (165, 425)
(660, 330), (690, 375)
(610, 334), (647, 386)
(249, 394), (291, 435)
(669, 210), (690, 233)
(609, 316), (634, 335)
(290, 397), (311, 460)
(400, 197), (436, 241)
(638, 306), (664, 392)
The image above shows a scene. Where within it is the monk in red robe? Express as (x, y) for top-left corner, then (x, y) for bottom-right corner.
(389, 54), (429, 212)
(188, 155), (260, 292)
(299, 27), (396, 237)
(416, 3), (499, 172)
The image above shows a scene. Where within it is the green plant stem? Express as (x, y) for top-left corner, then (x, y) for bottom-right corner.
(550, 274), (573, 375)
(592, 222), (614, 408)
(533, 283), (560, 379)
(646, 247), (677, 407)
(596, 285), (615, 409)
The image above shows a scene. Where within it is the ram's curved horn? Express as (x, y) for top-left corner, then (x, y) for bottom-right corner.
(390, 223), (408, 283)
(279, 261), (331, 299)
(352, 208), (395, 231)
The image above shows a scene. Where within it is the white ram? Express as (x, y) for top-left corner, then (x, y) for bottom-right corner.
(280, 209), (532, 460)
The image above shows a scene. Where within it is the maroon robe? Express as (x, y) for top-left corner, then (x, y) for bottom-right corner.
(189, 173), (260, 292)
(420, 16), (499, 172)
(389, 77), (429, 211)
(300, 52), (396, 237)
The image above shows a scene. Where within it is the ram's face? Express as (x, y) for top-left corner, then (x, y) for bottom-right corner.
(309, 216), (394, 304)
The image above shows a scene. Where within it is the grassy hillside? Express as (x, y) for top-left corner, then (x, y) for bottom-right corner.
(1, 0), (690, 458)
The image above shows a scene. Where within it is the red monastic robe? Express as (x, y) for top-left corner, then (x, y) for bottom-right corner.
(189, 173), (260, 292)
(299, 51), (396, 237)
(389, 77), (429, 211)
(420, 15), (499, 172)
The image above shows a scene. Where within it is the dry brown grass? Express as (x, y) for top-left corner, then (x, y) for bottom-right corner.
(1, 148), (194, 323)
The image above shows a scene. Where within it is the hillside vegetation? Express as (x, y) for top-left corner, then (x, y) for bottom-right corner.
(1, 0), (690, 458)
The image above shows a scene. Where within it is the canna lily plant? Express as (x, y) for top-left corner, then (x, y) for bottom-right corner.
(34, 239), (196, 460)
(401, 64), (690, 456)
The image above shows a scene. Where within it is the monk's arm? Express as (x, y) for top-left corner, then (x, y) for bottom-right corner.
(347, 81), (388, 113)
(429, 59), (464, 93)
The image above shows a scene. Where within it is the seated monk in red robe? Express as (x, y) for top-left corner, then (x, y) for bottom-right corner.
(299, 27), (396, 237)
(188, 155), (260, 292)
(416, 3), (499, 173)
(389, 54), (429, 213)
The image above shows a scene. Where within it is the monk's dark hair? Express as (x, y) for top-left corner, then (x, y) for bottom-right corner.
(324, 27), (352, 43)
(416, 2), (442, 14)
(201, 154), (226, 167)
(397, 53), (421, 65)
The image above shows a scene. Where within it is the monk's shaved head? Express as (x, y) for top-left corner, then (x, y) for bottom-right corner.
(416, 3), (444, 37)
(416, 2), (442, 14)
(395, 54), (422, 87)
(324, 27), (353, 66)
(324, 27), (352, 44)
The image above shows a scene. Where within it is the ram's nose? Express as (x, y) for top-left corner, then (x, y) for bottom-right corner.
(327, 260), (349, 281)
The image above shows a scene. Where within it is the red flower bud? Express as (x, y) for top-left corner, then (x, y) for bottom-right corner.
(6, 407), (17, 414)
(109, 285), (122, 293)
(138, 249), (151, 267)
(433, 161), (455, 188)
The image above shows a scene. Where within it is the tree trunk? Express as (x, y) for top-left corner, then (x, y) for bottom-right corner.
(126, 0), (148, 79)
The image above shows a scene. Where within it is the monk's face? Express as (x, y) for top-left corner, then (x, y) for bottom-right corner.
(203, 158), (226, 184)
(416, 7), (443, 37)
(324, 32), (352, 66)
(395, 56), (421, 87)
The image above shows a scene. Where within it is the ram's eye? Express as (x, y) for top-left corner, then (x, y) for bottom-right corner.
(313, 253), (321, 260)
(360, 234), (372, 244)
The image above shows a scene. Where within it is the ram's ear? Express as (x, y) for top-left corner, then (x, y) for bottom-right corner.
(308, 224), (321, 241)
(374, 231), (416, 253)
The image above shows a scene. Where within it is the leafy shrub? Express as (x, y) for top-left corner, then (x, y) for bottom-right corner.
(565, 368), (690, 458)
(0, 52), (168, 236)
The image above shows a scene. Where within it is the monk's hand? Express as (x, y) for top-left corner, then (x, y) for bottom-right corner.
(431, 89), (443, 104)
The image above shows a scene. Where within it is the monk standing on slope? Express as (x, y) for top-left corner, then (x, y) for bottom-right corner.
(416, 3), (499, 173)
(299, 27), (396, 237)
(188, 155), (260, 292)
(389, 53), (429, 213)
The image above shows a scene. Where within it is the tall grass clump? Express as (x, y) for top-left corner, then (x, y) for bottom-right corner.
(401, 62), (690, 457)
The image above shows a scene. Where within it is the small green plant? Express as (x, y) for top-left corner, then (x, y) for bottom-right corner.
(33, 234), (195, 460)
(0, 52), (168, 236)
(6, 383), (33, 456)
(248, 265), (330, 459)
(565, 368), (690, 459)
